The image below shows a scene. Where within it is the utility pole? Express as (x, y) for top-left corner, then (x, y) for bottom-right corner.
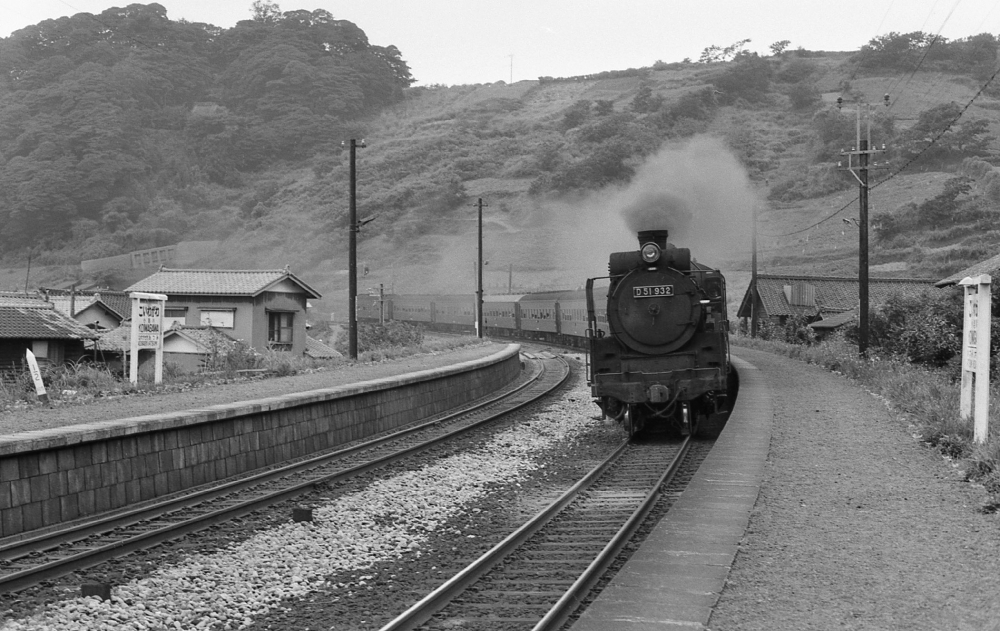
(347, 138), (366, 359)
(750, 200), (759, 338)
(475, 198), (487, 338)
(838, 96), (888, 357)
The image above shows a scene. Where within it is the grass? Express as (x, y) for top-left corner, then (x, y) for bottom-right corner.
(0, 335), (489, 413)
(732, 332), (1000, 501)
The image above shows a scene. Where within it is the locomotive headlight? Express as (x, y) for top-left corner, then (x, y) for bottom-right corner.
(640, 243), (661, 264)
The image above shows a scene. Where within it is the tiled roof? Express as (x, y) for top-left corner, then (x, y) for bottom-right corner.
(0, 293), (49, 308)
(125, 268), (321, 298)
(808, 307), (859, 330)
(90, 321), (132, 352)
(935, 253), (1000, 287)
(164, 325), (239, 353)
(41, 288), (130, 320)
(0, 304), (100, 340)
(305, 335), (341, 359)
(94, 291), (131, 319)
(91, 323), (239, 353)
(737, 274), (939, 319)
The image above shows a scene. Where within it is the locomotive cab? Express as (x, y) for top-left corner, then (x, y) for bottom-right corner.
(586, 229), (733, 437)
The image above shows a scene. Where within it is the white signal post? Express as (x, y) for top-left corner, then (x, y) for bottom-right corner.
(25, 349), (48, 404)
(959, 275), (991, 444)
(130, 292), (168, 385)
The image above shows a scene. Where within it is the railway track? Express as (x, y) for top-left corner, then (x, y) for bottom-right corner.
(380, 433), (699, 631)
(0, 352), (570, 595)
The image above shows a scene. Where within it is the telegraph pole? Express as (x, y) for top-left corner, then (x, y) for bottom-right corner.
(750, 201), (759, 338)
(347, 138), (366, 359)
(838, 97), (888, 357)
(475, 198), (487, 338)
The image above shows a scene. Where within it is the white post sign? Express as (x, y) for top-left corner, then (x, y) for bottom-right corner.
(130, 292), (168, 385)
(25, 349), (48, 404)
(959, 275), (991, 444)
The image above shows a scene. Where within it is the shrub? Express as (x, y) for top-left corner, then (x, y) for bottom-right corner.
(335, 321), (425, 355)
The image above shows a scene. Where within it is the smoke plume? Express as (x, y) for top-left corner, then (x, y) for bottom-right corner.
(614, 136), (756, 262)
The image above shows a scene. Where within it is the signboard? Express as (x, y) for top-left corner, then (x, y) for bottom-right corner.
(136, 301), (164, 348)
(130, 292), (168, 385)
(959, 275), (991, 444)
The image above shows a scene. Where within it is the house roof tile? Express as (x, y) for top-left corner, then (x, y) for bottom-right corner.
(0, 303), (100, 340)
(125, 268), (321, 298)
(935, 253), (1000, 287)
(737, 274), (939, 319)
(305, 336), (341, 359)
(41, 288), (131, 321)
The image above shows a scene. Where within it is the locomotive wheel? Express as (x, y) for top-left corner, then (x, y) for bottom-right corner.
(624, 404), (645, 437)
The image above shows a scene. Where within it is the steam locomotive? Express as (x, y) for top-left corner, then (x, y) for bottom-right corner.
(356, 228), (734, 436)
(585, 229), (734, 436)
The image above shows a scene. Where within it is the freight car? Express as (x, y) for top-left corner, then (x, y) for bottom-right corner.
(586, 229), (733, 436)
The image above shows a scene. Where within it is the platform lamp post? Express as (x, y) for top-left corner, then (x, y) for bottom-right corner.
(346, 138), (366, 359)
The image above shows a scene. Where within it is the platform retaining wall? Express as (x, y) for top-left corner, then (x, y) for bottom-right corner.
(0, 344), (522, 539)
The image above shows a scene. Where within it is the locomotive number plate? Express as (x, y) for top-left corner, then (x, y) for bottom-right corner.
(633, 285), (674, 298)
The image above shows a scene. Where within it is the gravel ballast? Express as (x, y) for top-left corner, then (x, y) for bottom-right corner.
(1, 354), (624, 630)
(708, 347), (1000, 630)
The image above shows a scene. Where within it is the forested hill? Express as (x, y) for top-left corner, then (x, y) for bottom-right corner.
(0, 2), (412, 261)
(3, 17), (1000, 320)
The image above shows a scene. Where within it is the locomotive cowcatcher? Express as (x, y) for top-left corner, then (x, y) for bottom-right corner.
(585, 229), (734, 436)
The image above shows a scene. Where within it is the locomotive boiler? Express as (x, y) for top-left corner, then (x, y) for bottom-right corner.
(585, 229), (734, 436)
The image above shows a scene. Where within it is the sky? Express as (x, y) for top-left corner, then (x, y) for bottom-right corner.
(2, 0), (1000, 86)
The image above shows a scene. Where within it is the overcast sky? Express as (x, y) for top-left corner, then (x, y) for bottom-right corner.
(3, 0), (1000, 85)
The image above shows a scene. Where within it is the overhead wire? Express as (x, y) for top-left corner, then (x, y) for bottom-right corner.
(761, 0), (998, 240)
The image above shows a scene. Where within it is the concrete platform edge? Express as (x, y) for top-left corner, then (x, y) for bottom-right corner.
(571, 352), (773, 630)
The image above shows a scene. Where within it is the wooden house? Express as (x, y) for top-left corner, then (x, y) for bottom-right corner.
(0, 293), (99, 371)
(125, 268), (321, 356)
(737, 274), (939, 333)
(41, 288), (130, 330)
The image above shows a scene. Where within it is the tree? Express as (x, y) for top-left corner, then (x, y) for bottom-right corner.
(699, 39), (752, 63)
(897, 103), (994, 167)
(251, 0), (282, 23)
(711, 53), (772, 104)
(770, 40), (791, 56)
(857, 31), (935, 71)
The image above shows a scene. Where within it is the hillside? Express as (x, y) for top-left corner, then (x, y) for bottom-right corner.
(3, 20), (1000, 322)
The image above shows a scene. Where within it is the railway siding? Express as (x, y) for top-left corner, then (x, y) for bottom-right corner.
(0, 344), (522, 539)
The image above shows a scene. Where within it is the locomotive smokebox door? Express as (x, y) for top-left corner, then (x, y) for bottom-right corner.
(648, 384), (670, 403)
(609, 269), (702, 355)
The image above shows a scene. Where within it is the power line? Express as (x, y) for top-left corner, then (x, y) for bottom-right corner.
(762, 56), (1000, 239)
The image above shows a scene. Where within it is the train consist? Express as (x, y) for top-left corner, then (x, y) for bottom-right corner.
(357, 228), (735, 436)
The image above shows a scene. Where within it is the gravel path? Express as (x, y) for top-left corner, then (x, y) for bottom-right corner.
(709, 347), (1000, 631)
(0, 342), (508, 436)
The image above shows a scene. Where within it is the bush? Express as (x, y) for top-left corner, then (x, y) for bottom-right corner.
(756, 314), (817, 345)
(335, 321), (425, 355)
(843, 290), (967, 373)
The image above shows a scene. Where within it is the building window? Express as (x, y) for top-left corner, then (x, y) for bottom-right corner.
(164, 307), (188, 328)
(268, 311), (294, 348)
(200, 309), (234, 328)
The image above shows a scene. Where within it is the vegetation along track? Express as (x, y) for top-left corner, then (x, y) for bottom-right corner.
(0, 352), (569, 595)
(380, 433), (702, 631)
